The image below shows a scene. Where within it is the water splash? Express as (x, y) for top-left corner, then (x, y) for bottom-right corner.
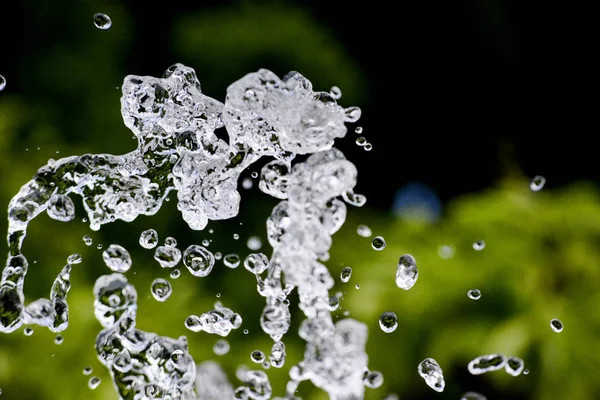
(184, 302), (242, 336)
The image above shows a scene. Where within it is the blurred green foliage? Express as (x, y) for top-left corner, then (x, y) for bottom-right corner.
(1, 1), (599, 400)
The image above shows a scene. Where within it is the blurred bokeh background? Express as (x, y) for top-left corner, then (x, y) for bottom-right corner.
(0, 1), (598, 399)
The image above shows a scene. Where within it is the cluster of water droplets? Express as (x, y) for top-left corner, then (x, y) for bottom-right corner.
(467, 353), (525, 376)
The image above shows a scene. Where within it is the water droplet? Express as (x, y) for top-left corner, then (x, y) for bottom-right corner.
(530, 175), (546, 191)
(0, 74), (6, 91)
(213, 339), (230, 355)
(83, 366), (93, 375)
(54, 334), (64, 344)
(150, 278), (172, 302)
(67, 253), (82, 264)
(364, 143), (373, 151)
(418, 358), (445, 392)
(355, 126), (363, 134)
(461, 392), (487, 400)
(355, 136), (367, 146)
(379, 311), (398, 333)
(24, 327), (33, 336)
(396, 254), (418, 290)
(550, 318), (563, 332)
(243, 253), (269, 274)
(329, 86), (342, 99)
(468, 289), (481, 300)
(139, 229), (158, 249)
(185, 302), (242, 336)
(96, 244), (103, 250)
(505, 356), (524, 376)
(242, 177), (254, 189)
(170, 269), (181, 279)
(223, 254), (240, 268)
(154, 245), (182, 269)
(183, 245), (214, 277)
(233, 233), (240, 240)
(356, 224), (372, 237)
(164, 237), (177, 247)
(328, 295), (340, 311)
(473, 240), (486, 251)
(243, 329), (249, 334)
(344, 106), (362, 122)
(214, 251), (223, 260)
(355, 284), (361, 290)
(371, 236), (386, 251)
(83, 235), (93, 246)
(340, 266), (352, 283)
(88, 376), (101, 390)
(47, 194), (76, 222)
(202, 239), (210, 247)
(523, 369), (530, 375)
(246, 236), (262, 251)
(93, 13), (112, 30)
(251, 350), (265, 363)
(468, 354), (507, 375)
(251, 171), (258, 179)
(438, 245), (455, 259)
(102, 244), (132, 272)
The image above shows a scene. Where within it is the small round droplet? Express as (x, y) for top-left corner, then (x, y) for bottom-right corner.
(88, 376), (101, 390)
(243, 329), (249, 334)
(93, 13), (112, 30)
(523, 369), (530, 375)
(83, 366), (93, 376)
(328, 295), (340, 311)
(150, 278), (172, 302)
(183, 245), (214, 276)
(355, 284), (360, 289)
(530, 175), (546, 191)
(83, 235), (93, 246)
(371, 236), (386, 251)
(379, 312), (398, 333)
(102, 244), (132, 272)
(355, 136), (367, 146)
(251, 350), (265, 363)
(468, 289), (481, 300)
(251, 171), (258, 179)
(164, 237), (177, 247)
(54, 334), (64, 345)
(24, 327), (33, 336)
(233, 233), (240, 240)
(357, 224), (372, 237)
(202, 239), (210, 247)
(247, 236), (262, 251)
(170, 269), (181, 279)
(438, 245), (455, 259)
(213, 339), (230, 355)
(67, 253), (82, 264)
(0, 74), (6, 91)
(242, 177), (254, 189)
(344, 106), (362, 122)
(363, 370), (384, 389)
(550, 318), (563, 332)
(139, 229), (158, 249)
(214, 252), (223, 260)
(223, 254), (240, 268)
(505, 356), (524, 376)
(364, 143), (373, 151)
(396, 254), (418, 290)
(96, 244), (103, 250)
(473, 240), (486, 251)
(340, 267), (352, 283)
(355, 126), (363, 134)
(329, 86), (342, 99)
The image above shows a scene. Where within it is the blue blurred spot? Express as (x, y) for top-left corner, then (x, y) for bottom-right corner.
(392, 182), (441, 223)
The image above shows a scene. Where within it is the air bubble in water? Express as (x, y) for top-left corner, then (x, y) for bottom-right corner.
(330, 86), (342, 99)
(247, 236), (262, 251)
(530, 175), (546, 191)
(242, 178), (254, 189)
(170, 269), (181, 279)
(0, 74), (6, 91)
(356, 224), (372, 237)
(54, 334), (64, 344)
(468, 289), (481, 300)
(251, 350), (266, 363)
(24, 327), (33, 336)
(473, 240), (485, 251)
(67, 253), (82, 264)
(418, 358), (445, 392)
(371, 236), (386, 251)
(395, 254), (418, 290)
(363, 370), (384, 389)
(461, 392), (487, 400)
(83, 235), (93, 246)
(379, 312), (398, 333)
(83, 366), (93, 375)
(93, 13), (111, 30)
(223, 254), (240, 268)
(139, 229), (158, 249)
(183, 245), (214, 277)
(88, 376), (101, 389)
(213, 339), (230, 355)
(468, 354), (507, 375)
(150, 278), (172, 302)
(550, 318), (563, 332)
(102, 244), (132, 272)
(154, 245), (181, 268)
(505, 356), (524, 376)
(340, 266), (352, 283)
(47, 194), (75, 222)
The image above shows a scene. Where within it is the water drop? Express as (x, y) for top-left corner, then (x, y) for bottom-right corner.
(233, 233), (240, 240)
(363, 370), (384, 389)
(395, 254), (418, 290)
(329, 86), (342, 99)
(214, 251), (223, 260)
(96, 244), (103, 250)
(202, 239), (210, 246)
(344, 106), (362, 122)
(150, 278), (172, 302)
(530, 175), (546, 191)
(550, 318), (563, 332)
(523, 369), (530, 375)
(242, 177), (254, 189)
(461, 392), (487, 400)
(154, 245), (181, 269)
(505, 356), (524, 376)
(355, 136), (367, 146)
(102, 244), (132, 272)
(170, 269), (181, 279)
(251, 171), (258, 179)
(328, 295), (340, 311)
(356, 224), (372, 237)
(24, 327), (33, 336)
(364, 143), (373, 151)
(185, 302), (242, 336)
(47, 194), (76, 222)
(340, 266), (352, 283)
(67, 253), (82, 264)
(83, 366), (93, 375)
(83, 235), (93, 246)
(213, 339), (230, 355)
(473, 240), (486, 251)
(183, 245), (214, 277)
(418, 358), (445, 392)
(379, 311), (398, 333)
(251, 350), (265, 363)
(355, 126), (363, 134)
(247, 236), (262, 251)
(468, 354), (507, 375)
(438, 245), (455, 259)
(93, 13), (112, 30)
(54, 334), (64, 345)
(164, 237), (177, 247)
(371, 236), (386, 251)
(0, 74), (5, 91)
(88, 376), (101, 390)
(139, 229), (158, 249)
(243, 329), (249, 334)
(223, 254), (240, 268)
(243, 253), (269, 274)
(468, 289), (481, 300)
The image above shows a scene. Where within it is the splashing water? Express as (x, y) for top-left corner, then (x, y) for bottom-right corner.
(185, 302), (242, 336)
